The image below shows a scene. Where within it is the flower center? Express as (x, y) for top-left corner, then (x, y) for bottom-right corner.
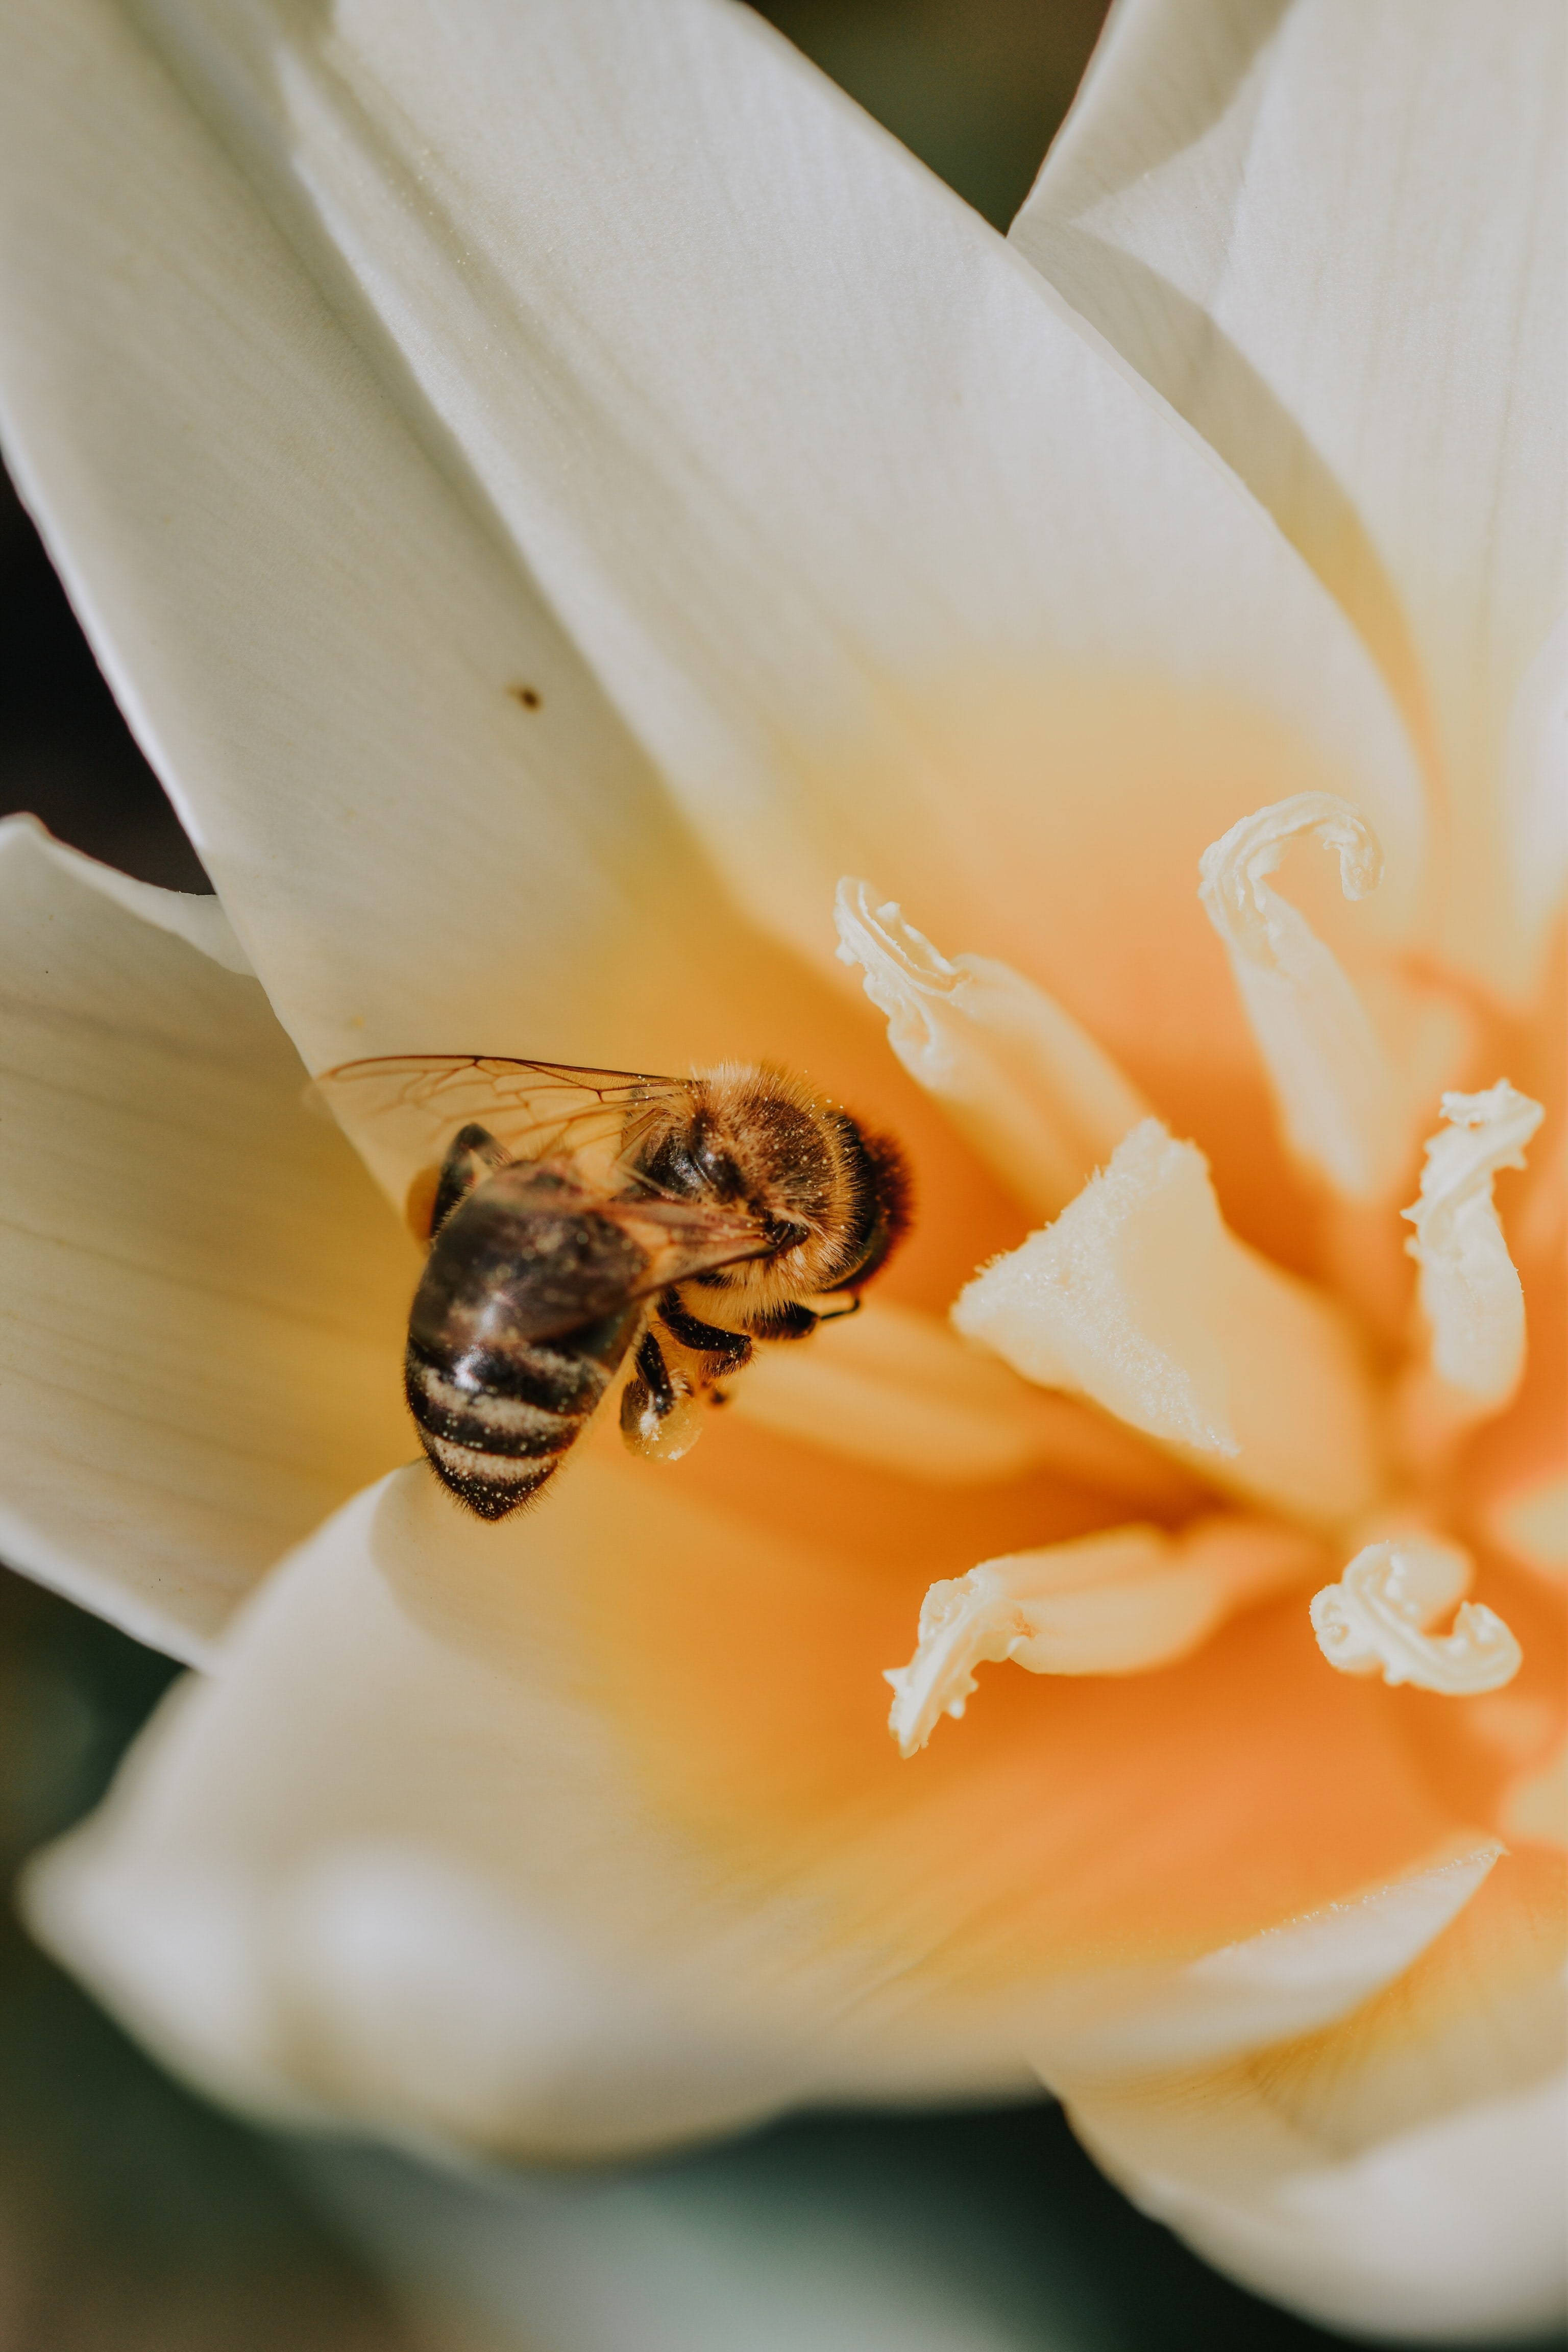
(822, 806), (1541, 1752)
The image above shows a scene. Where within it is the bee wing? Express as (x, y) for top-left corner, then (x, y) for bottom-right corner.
(314, 1054), (698, 1222)
(492, 1166), (775, 1312)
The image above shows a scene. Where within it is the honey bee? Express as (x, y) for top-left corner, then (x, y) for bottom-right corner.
(317, 1057), (912, 1518)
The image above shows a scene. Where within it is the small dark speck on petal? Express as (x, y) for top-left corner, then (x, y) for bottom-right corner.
(508, 683), (543, 710)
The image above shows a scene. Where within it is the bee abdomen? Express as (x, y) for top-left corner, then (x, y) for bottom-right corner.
(404, 1331), (625, 1520)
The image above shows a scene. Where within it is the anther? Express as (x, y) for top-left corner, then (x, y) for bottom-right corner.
(887, 1517), (1321, 1756)
(834, 879), (1146, 1217)
(1310, 1538), (1522, 1696)
(1199, 795), (1465, 1202)
(1401, 1081), (1544, 1408)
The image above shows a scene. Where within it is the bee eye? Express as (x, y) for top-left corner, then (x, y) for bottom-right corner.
(642, 1134), (705, 1195)
(694, 1136), (741, 1197)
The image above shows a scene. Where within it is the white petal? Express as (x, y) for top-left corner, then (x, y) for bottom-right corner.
(24, 1446), (1473, 2155)
(22, 1466), (1009, 2152)
(1060, 1846), (1568, 2338)
(1079, 2074), (1567, 2343)
(0, 819), (415, 1659)
(0, 0), (1429, 1094)
(1028, 1844), (1500, 2081)
(1016, 0), (1567, 1000)
(0, 0), (751, 1077)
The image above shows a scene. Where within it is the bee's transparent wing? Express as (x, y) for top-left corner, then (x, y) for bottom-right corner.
(489, 1167), (775, 1309)
(313, 1054), (698, 1226)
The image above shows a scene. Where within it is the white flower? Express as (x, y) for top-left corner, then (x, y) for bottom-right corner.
(0, 0), (1560, 2338)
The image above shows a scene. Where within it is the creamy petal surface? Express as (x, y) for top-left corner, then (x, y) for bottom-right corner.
(1060, 1850), (1567, 2338)
(0, 0), (762, 1080)
(0, 0), (1430, 1105)
(0, 821), (414, 1659)
(26, 1446), (1497, 2155)
(0, 1), (1560, 2339)
(1016, 0), (1567, 1000)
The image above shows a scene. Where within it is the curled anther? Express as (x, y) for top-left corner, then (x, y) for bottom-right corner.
(887, 1519), (1321, 1756)
(1198, 794), (1414, 1202)
(1309, 1538), (1522, 1696)
(1200, 792), (1382, 961)
(834, 878), (964, 1015)
(834, 878), (1146, 1217)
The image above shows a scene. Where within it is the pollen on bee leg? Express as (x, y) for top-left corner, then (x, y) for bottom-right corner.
(833, 878), (1147, 1218)
(1397, 1083), (1544, 1446)
(1310, 1537), (1523, 1696)
(1198, 794), (1469, 1203)
(885, 1517), (1322, 1757)
(620, 1334), (707, 1463)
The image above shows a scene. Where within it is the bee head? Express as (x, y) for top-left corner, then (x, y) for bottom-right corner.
(825, 1116), (914, 1290)
(675, 1067), (913, 1302)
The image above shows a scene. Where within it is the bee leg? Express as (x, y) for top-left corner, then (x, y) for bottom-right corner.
(424, 1122), (511, 1240)
(658, 1289), (753, 1371)
(621, 1329), (705, 1463)
(635, 1329), (676, 1418)
(745, 1302), (820, 1343)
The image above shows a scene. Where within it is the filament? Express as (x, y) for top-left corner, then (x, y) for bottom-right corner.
(953, 1120), (1384, 1529)
(1199, 794), (1463, 1202)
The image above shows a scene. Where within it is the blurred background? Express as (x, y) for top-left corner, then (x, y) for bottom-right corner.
(0, 6), (1547, 2348)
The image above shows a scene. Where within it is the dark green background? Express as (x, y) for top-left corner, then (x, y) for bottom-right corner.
(0, 6), (1548, 2345)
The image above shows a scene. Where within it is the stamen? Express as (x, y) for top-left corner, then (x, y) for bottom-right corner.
(953, 1120), (1384, 1528)
(886, 1517), (1322, 1756)
(1401, 1082), (1544, 1407)
(728, 1298), (1197, 1506)
(1310, 1537), (1522, 1696)
(1198, 794), (1462, 1202)
(834, 878), (1147, 1217)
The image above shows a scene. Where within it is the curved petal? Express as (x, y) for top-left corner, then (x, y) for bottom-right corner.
(26, 1440), (1491, 2154)
(0, 0), (758, 1079)
(1061, 1849), (1568, 2339)
(0, 818), (415, 1659)
(0, 0), (1427, 1115)
(1015, 0), (1567, 1001)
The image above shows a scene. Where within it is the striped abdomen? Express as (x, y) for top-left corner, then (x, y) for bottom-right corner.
(406, 1168), (647, 1520)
